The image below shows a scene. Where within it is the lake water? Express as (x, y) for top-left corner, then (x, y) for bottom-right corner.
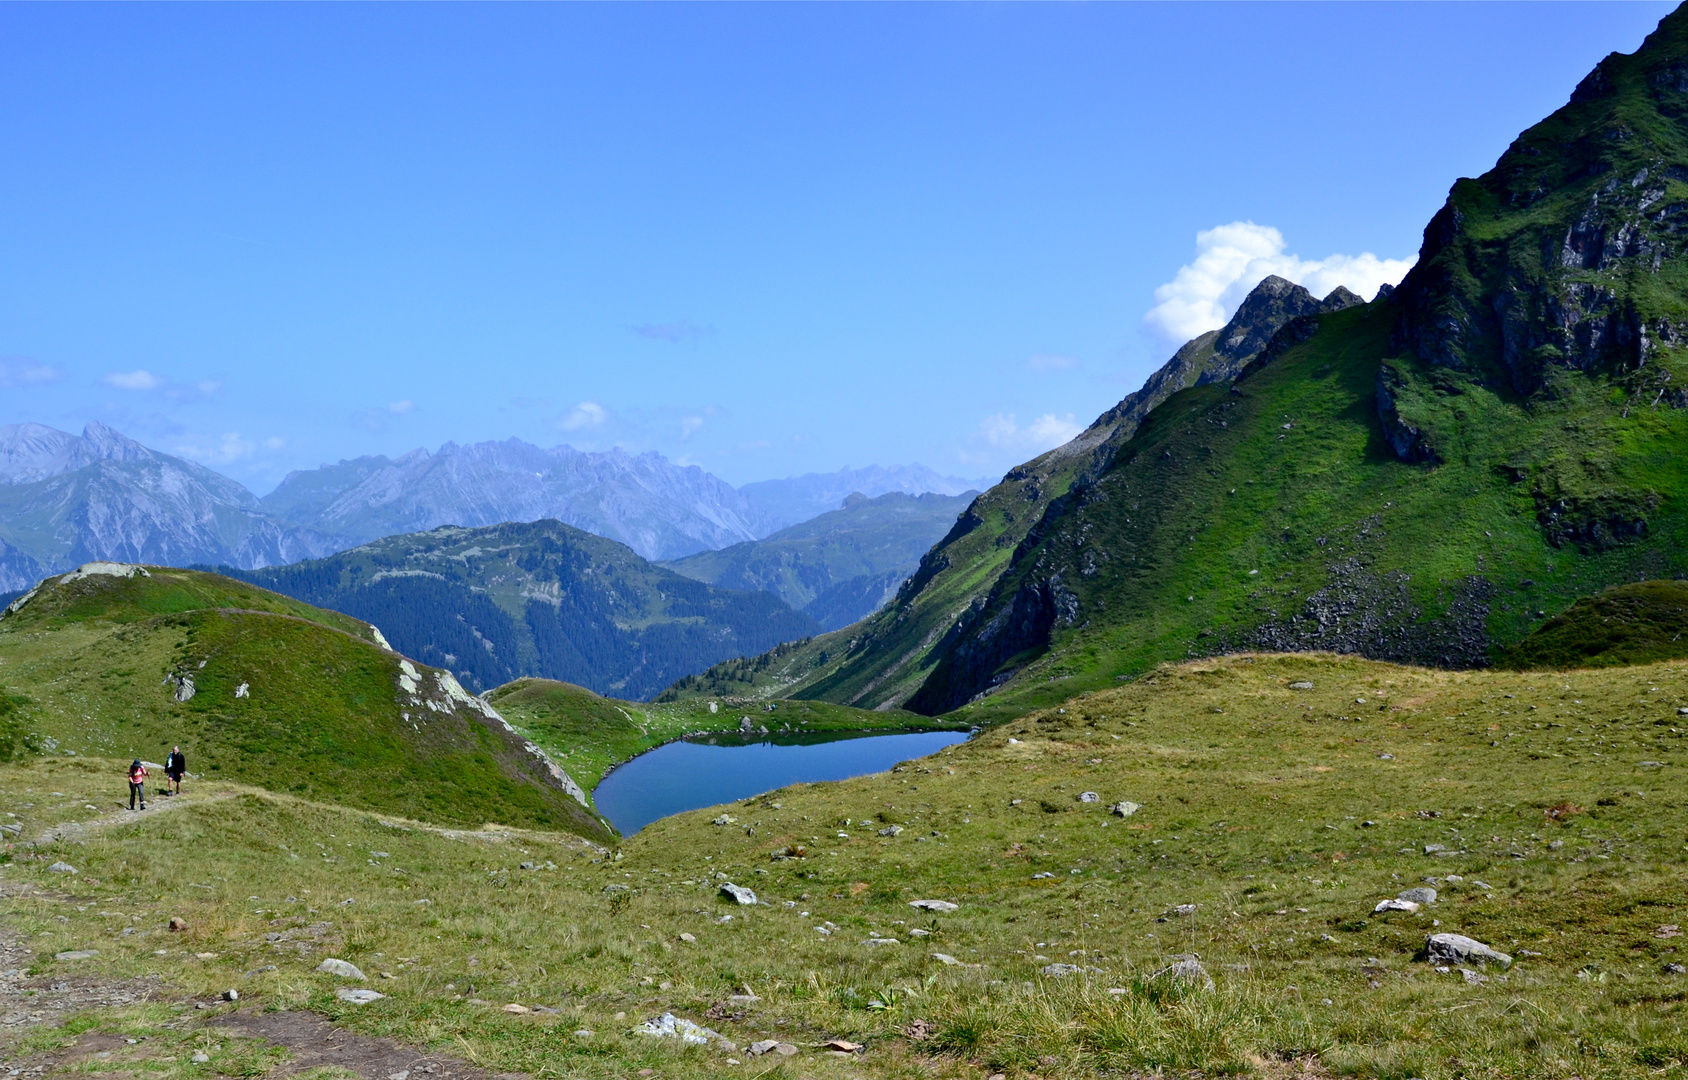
(592, 729), (972, 834)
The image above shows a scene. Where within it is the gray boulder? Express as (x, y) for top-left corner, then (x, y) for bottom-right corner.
(1397, 886), (1437, 904)
(909, 899), (958, 912)
(316, 958), (367, 980)
(1426, 933), (1511, 967)
(47, 862), (77, 874)
(1110, 801), (1141, 818)
(1077, 792), (1101, 803)
(1374, 899), (1420, 914)
(720, 882), (758, 905)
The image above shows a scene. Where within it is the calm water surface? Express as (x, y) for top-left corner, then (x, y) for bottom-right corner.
(593, 729), (971, 834)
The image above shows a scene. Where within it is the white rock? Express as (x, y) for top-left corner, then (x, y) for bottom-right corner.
(719, 882), (757, 905)
(235, 683), (249, 699)
(335, 988), (386, 1004)
(47, 862), (77, 874)
(636, 1012), (720, 1045)
(1077, 792), (1101, 803)
(909, 899), (958, 912)
(1397, 887), (1437, 904)
(1041, 963), (1082, 977)
(864, 937), (899, 947)
(61, 562), (151, 582)
(1374, 899), (1420, 914)
(1426, 933), (1512, 967)
(1110, 801), (1141, 818)
(316, 958), (367, 980)
(1153, 955), (1214, 989)
(55, 950), (98, 960)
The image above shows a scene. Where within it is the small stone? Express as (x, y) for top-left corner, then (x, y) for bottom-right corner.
(878, 825), (902, 837)
(335, 988), (386, 1005)
(316, 958), (367, 980)
(503, 1003), (529, 1014)
(1170, 904), (1198, 917)
(864, 937), (899, 947)
(168, 918), (189, 931)
(908, 928), (931, 937)
(1663, 963), (1687, 975)
(678, 932), (697, 943)
(720, 883), (757, 905)
(909, 899), (958, 912)
(748, 1040), (780, 1056)
(574, 1030), (594, 1038)
(1041, 963), (1082, 977)
(636, 1012), (721, 1045)
(54, 950), (98, 961)
(1110, 801), (1141, 818)
(1289, 681), (1314, 690)
(712, 815), (737, 826)
(1461, 969), (1488, 985)
(1426, 933), (1512, 968)
(1397, 887), (1437, 904)
(47, 862), (77, 874)
(1155, 955), (1214, 989)
(222, 989), (239, 1002)
(822, 1039), (862, 1053)
(1077, 792), (1101, 803)
(1374, 898), (1419, 914)
(192, 1053), (210, 1063)
(1423, 843), (1446, 854)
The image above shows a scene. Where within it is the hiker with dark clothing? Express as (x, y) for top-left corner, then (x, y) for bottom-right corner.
(128, 759), (148, 810)
(165, 746), (186, 796)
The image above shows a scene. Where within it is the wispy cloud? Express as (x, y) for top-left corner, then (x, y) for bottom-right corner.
(105, 369), (164, 391)
(557, 401), (607, 431)
(633, 321), (712, 344)
(1144, 221), (1415, 345)
(680, 414), (705, 441)
(173, 432), (256, 465)
(0, 359), (65, 387)
(980, 412), (1083, 453)
(1027, 353), (1078, 372)
(388, 400), (416, 415)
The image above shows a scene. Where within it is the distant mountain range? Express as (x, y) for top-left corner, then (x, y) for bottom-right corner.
(0, 422), (336, 593)
(663, 489), (977, 630)
(220, 519), (819, 700)
(0, 421), (980, 592)
(260, 440), (771, 561)
(739, 465), (993, 532)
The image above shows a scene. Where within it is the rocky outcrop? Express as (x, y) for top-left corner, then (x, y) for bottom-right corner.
(1375, 363), (1441, 464)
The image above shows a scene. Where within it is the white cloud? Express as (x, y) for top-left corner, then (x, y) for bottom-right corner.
(105, 369), (163, 391)
(1143, 221), (1415, 345)
(679, 414), (705, 441)
(388, 400), (416, 414)
(1027, 353), (1079, 372)
(980, 411), (1083, 454)
(558, 401), (607, 431)
(263, 436), (286, 450)
(0, 360), (64, 387)
(175, 432), (255, 465)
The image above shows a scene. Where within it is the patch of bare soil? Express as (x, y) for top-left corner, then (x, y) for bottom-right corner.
(0, 905), (165, 1034)
(215, 1010), (526, 1080)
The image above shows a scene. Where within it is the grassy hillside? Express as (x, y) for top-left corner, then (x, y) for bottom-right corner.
(222, 520), (819, 700)
(0, 565), (609, 840)
(658, 281), (1372, 709)
(663, 491), (976, 632)
(486, 677), (964, 793)
(1499, 579), (1688, 670)
(7, 651), (1688, 1079)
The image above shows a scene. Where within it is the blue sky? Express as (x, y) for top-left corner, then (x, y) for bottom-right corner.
(0, 2), (1674, 491)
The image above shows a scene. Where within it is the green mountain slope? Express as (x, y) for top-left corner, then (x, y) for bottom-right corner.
(660, 278), (1368, 707)
(0, 563), (609, 839)
(671, 9), (1688, 719)
(222, 520), (820, 700)
(661, 490), (976, 631)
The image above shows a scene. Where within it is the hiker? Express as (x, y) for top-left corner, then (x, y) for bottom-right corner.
(165, 746), (186, 796)
(127, 759), (148, 810)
